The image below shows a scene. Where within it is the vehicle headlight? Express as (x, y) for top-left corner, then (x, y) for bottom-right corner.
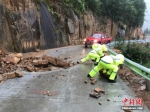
(83, 39), (86, 41)
(94, 40), (98, 42)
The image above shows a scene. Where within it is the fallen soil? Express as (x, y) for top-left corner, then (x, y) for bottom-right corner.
(118, 66), (150, 110)
(112, 48), (150, 110)
(0, 49), (72, 84)
(0, 48), (150, 111)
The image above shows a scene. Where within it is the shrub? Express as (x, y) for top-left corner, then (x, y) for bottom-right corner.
(114, 42), (150, 65)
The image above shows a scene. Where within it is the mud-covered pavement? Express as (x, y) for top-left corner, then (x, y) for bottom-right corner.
(0, 45), (149, 112)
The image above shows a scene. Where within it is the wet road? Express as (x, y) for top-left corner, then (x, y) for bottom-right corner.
(0, 45), (149, 112)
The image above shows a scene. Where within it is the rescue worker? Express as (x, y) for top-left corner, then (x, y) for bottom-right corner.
(101, 59), (123, 80)
(101, 45), (108, 53)
(102, 57), (122, 75)
(78, 44), (108, 64)
(92, 43), (108, 53)
(90, 43), (103, 63)
(102, 53), (124, 75)
(91, 43), (104, 62)
(92, 44), (108, 63)
(92, 43), (101, 50)
(77, 47), (103, 64)
(87, 54), (124, 83)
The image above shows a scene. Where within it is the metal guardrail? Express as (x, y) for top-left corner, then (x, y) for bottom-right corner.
(108, 48), (150, 91)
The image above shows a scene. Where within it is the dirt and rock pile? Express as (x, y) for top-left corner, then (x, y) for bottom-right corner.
(118, 66), (150, 110)
(90, 87), (105, 98)
(0, 50), (71, 84)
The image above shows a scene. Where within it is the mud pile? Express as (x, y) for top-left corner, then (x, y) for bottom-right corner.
(0, 50), (70, 84)
(118, 67), (150, 110)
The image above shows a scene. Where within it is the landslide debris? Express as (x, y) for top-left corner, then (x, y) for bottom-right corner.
(0, 50), (71, 84)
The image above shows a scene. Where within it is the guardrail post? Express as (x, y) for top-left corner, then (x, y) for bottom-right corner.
(146, 80), (150, 91)
(108, 48), (150, 91)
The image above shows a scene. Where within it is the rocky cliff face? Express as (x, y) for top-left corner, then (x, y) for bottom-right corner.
(130, 27), (144, 39)
(0, 0), (40, 52)
(0, 0), (116, 53)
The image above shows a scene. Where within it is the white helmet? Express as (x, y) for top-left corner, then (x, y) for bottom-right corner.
(92, 43), (101, 50)
(101, 45), (108, 52)
(115, 54), (124, 64)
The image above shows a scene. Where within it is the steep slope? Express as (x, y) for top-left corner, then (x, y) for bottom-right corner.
(0, 0), (117, 52)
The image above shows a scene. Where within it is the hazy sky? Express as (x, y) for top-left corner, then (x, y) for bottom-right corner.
(142, 0), (150, 30)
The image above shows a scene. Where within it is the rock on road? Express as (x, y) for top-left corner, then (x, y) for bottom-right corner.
(0, 45), (149, 112)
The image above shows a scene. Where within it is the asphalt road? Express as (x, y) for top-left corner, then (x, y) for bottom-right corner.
(0, 45), (149, 112)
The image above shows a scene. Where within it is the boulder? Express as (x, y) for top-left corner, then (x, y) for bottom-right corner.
(7, 57), (14, 64)
(15, 72), (24, 77)
(94, 88), (101, 93)
(1, 58), (7, 62)
(56, 58), (70, 68)
(41, 60), (48, 66)
(26, 66), (34, 72)
(16, 53), (23, 58)
(5, 72), (16, 79)
(0, 50), (2, 55)
(90, 91), (100, 98)
(0, 75), (3, 81)
(42, 55), (57, 66)
(38, 60), (48, 67)
(32, 60), (39, 66)
(13, 57), (20, 64)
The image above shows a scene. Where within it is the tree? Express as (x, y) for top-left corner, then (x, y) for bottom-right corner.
(84, 0), (102, 15)
(99, 0), (131, 34)
(131, 0), (146, 28)
(98, 0), (146, 34)
(33, 0), (146, 32)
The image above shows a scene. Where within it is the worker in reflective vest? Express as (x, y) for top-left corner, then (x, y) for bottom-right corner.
(78, 44), (108, 63)
(101, 55), (124, 80)
(102, 56), (123, 75)
(77, 48), (103, 64)
(92, 43), (101, 50)
(92, 44), (107, 53)
(90, 43), (102, 62)
(90, 44), (108, 63)
(100, 45), (108, 53)
(87, 54), (124, 83)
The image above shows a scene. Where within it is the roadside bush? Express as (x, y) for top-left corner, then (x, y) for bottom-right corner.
(114, 42), (150, 65)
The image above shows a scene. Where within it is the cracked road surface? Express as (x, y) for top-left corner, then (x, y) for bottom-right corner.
(0, 45), (149, 112)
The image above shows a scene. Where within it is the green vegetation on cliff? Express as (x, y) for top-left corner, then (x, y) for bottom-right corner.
(33, 0), (146, 28)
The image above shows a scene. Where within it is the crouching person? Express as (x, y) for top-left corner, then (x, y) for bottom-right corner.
(92, 43), (101, 50)
(77, 44), (108, 65)
(87, 54), (124, 83)
(77, 48), (103, 65)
